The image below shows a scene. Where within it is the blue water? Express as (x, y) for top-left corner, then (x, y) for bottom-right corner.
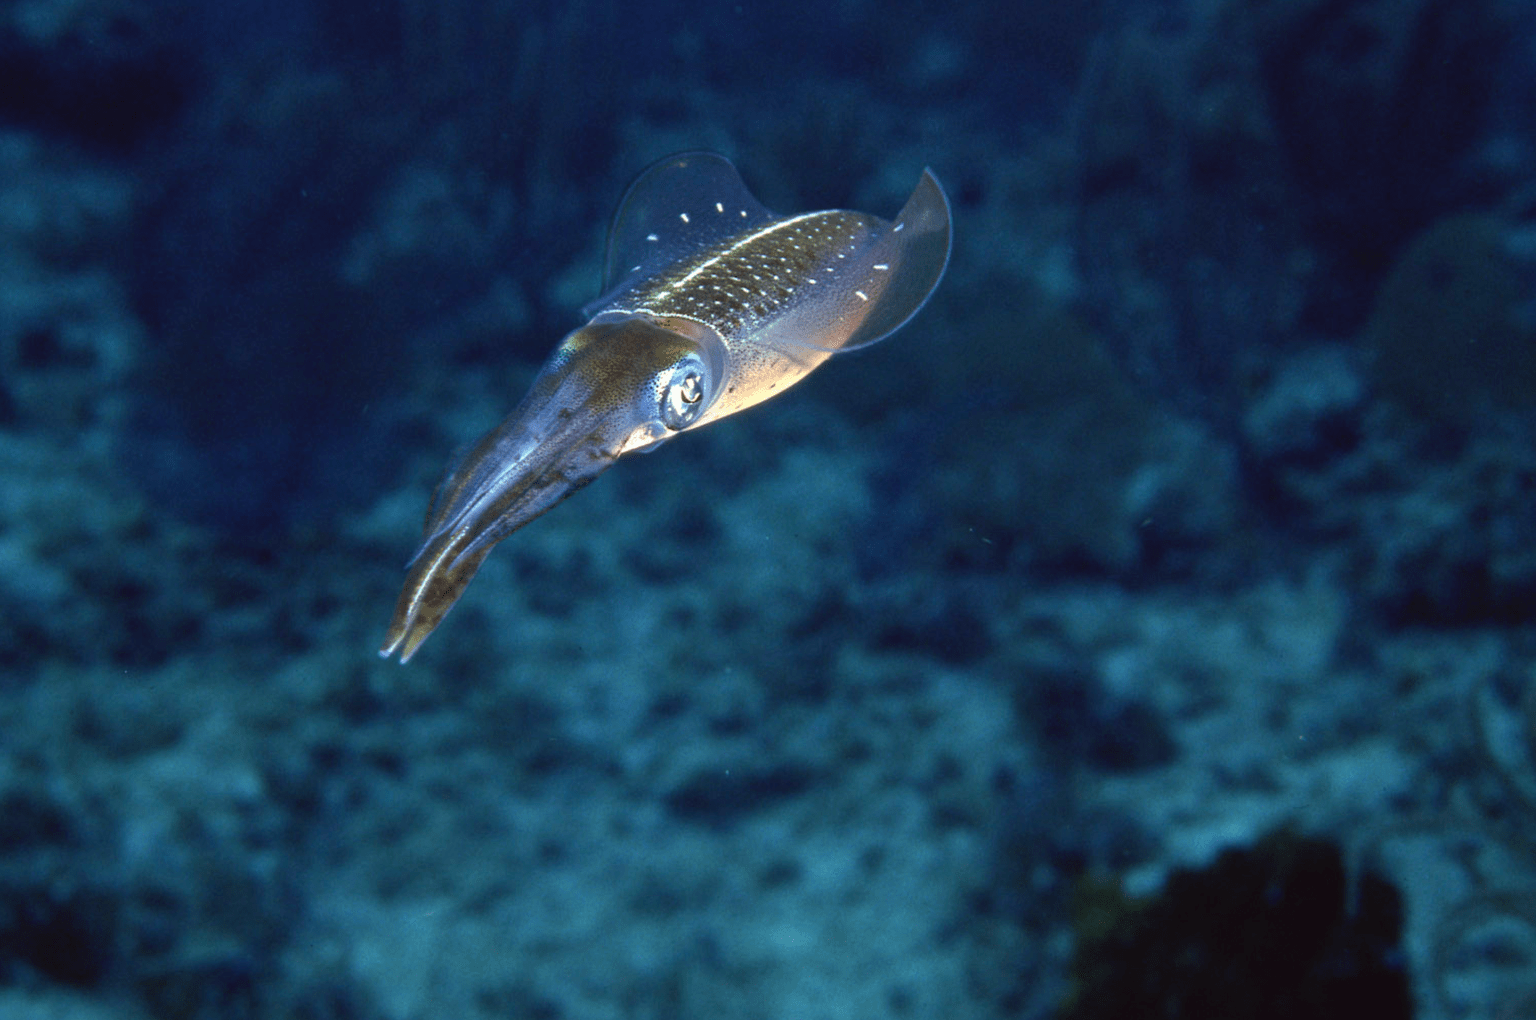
(0, 1), (1532, 1017)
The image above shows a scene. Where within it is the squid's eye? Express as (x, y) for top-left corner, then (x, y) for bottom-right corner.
(660, 361), (706, 430)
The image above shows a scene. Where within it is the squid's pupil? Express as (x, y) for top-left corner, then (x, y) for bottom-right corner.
(677, 372), (702, 404)
(663, 367), (705, 428)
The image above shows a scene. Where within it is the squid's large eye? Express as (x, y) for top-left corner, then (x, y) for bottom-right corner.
(660, 360), (706, 430)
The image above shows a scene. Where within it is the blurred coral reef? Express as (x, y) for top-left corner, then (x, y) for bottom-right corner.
(1, 0), (1535, 1018)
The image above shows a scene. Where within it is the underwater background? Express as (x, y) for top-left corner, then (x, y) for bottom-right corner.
(1, 0), (1535, 1017)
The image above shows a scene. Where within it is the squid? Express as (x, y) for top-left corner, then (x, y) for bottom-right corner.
(381, 152), (952, 661)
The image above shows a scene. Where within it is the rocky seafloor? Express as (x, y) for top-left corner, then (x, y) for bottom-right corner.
(2, 1), (1536, 1018)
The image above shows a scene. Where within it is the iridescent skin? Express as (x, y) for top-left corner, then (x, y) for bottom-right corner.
(381, 152), (951, 661)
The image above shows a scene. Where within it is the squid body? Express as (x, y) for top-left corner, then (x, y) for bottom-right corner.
(382, 151), (952, 661)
